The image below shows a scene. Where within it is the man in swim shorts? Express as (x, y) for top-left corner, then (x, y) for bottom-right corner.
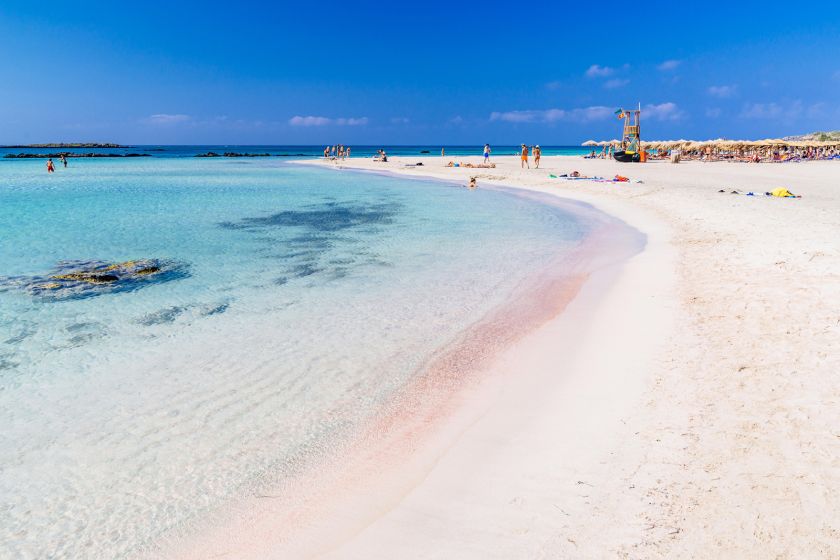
(483, 144), (491, 163)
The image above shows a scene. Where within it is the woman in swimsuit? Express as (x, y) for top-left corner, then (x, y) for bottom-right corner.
(521, 144), (529, 169)
(534, 145), (541, 168)
(46, 159), (55, 173)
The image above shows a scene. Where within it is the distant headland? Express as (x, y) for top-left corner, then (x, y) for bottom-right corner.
(0, 143), (129, 148)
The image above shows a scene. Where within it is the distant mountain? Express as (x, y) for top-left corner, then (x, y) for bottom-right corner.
(0, 143), (128, 148)
(784, 131), (840, 141)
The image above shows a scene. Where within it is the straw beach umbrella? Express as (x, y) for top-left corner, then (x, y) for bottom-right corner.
(582, 140), (598, 146)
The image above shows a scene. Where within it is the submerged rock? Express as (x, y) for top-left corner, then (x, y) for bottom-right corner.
(1, 258), (189, 301)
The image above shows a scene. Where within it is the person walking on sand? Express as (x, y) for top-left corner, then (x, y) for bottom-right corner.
(46, 158), (55, 173)
(441, 147), (445, 158)
(483, 144), (491, 163)
(534, 145), (541, 168)
(521, 144), (529, 169)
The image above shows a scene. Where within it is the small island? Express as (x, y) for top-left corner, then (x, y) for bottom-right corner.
(3, 152), (151, 158)
(0, 142), (130, 148)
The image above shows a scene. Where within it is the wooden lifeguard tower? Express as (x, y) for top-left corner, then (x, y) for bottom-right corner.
(614, 104), (642, 162)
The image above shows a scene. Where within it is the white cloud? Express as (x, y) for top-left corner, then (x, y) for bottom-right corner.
(489, 105), (614, 124)
(289, 116), (368, 126)
(643, 102), (685, 121)
(740, 101), (803, 121)
(145, 113), (190, 125)
(604, 78), (629, 89)
(289, 116), (331, 126)
(585, 64), (615, 78)
(336, 117), (368, 126)
(657, 59), (681, 71)
(708, 85), (737, 98)
(705, 107), (722, 118)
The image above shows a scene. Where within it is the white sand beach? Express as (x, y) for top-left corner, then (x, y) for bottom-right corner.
(278, 155), (840, 559)
(164, 154), (840, 559)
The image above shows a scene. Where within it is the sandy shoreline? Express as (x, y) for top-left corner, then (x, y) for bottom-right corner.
(167, 153), (840, 558)
(293, 154), (839, 558)
(159, 173), (644, 559)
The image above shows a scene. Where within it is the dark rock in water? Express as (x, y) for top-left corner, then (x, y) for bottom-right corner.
(53, 273), (118, 284)
(195, 152), (272, 158)
(201, 302), (229, 316)
(420, 150), (430, 153)
(136, 266), (160, 275)
(3, 258), (189, 301)
(138, 306), (185, 326)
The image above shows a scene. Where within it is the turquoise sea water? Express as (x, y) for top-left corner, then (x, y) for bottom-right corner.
(0, 158), (589, 558)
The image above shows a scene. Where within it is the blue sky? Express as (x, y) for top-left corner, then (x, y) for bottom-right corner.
(1, 1), (838, 144)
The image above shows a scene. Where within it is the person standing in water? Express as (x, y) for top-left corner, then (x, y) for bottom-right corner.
(520, 144), (529, 169)
(483, 144), (491, 163)
(59, 154), (67, 168)
(534, 145), (541, 168)
(46, 158), (55, 173)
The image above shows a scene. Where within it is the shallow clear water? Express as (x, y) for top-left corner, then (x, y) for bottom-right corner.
(0, 159), (588, 558)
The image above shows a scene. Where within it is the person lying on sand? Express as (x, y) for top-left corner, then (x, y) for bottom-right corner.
(552, 171), (587, 178)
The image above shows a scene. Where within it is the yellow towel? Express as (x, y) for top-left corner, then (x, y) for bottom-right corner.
(770, 187), (793, 197)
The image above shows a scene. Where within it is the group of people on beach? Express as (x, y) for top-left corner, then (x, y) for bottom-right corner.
(323, 145), (350, 160)
(585, 146), (614, 159)
(45, 154), (68, 173)
(520, 144), (541, 169)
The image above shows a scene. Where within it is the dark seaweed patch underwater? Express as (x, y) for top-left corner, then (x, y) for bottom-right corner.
(219, 201), (401, 284)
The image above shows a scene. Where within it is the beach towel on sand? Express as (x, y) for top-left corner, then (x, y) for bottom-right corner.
(719, 187), (801, 198)
(769, 187), (798, 198)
